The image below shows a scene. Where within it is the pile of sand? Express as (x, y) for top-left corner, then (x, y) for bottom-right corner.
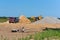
(31, 17), (60, 28)
(19, 15), (31, 24)
(2, 20), (9, 24)
(33, 17), (60, 24)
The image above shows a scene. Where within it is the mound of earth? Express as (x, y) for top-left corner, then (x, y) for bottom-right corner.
(19, 15), (31, 24)
(5, 20), (9, 23)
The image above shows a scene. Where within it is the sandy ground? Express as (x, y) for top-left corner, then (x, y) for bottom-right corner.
(0, 23), (42, 40)
(0, 23), (60, 40)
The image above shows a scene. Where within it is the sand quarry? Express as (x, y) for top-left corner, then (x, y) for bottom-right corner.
(0, 16), (60, 40)
(0, 23), (43, 40)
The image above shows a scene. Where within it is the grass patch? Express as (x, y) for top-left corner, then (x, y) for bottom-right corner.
(20, 29), (60, 40)
(0, 18), (8, 22)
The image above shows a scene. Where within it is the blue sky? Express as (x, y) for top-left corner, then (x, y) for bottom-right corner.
(0, 0), (60, 17)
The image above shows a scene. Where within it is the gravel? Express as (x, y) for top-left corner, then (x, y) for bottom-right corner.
(32, 17), (60, 24)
